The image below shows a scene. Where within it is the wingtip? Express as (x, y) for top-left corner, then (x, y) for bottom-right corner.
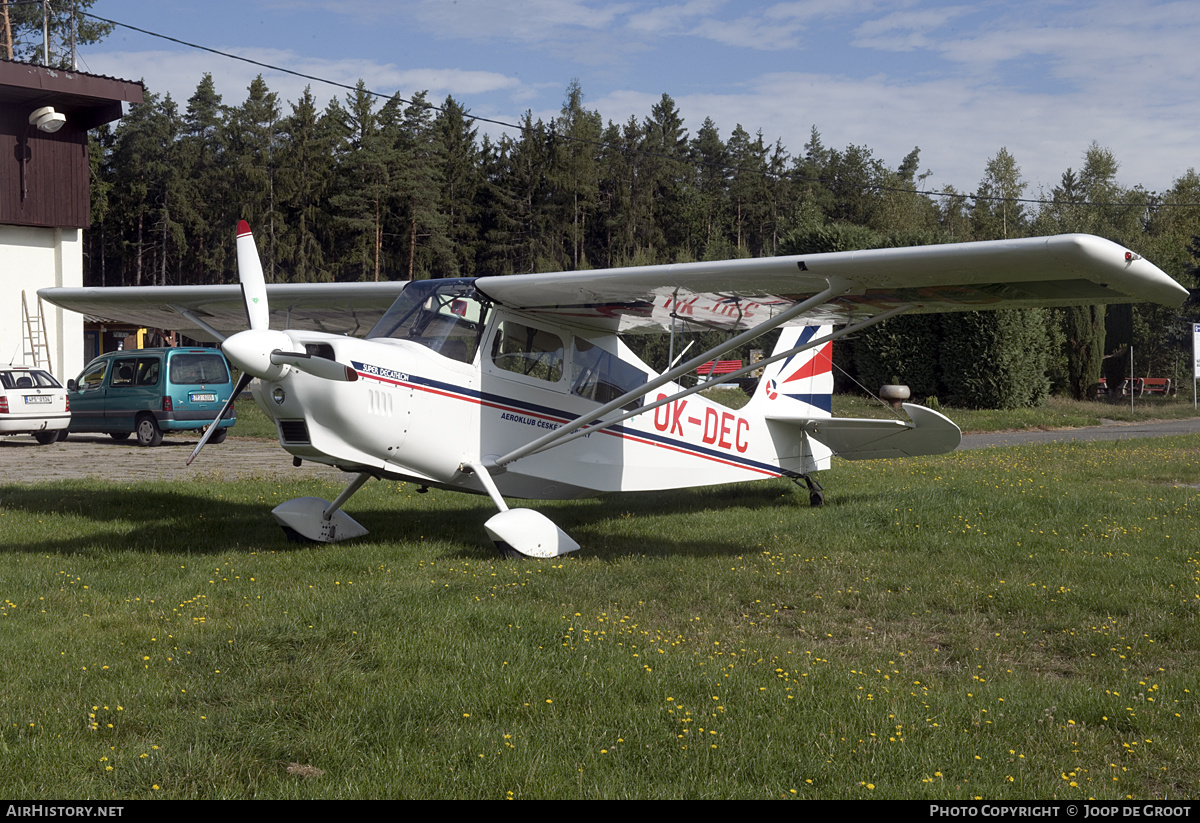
(237, 219), (251, 237)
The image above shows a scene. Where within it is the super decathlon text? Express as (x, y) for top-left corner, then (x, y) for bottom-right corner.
(352, 361), (408, 383)
(7, 808), (123, 817)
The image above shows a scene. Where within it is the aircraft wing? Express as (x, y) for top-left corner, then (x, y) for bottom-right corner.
(37, 282), (407, 342)
(475, 234), (1189, 333)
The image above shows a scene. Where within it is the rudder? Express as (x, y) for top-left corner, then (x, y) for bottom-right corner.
(750, 325), (833, 419)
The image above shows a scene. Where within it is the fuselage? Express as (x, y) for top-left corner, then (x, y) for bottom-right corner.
(250, 278), (827, 500)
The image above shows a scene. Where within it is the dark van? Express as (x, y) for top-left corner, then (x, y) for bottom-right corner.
(67, 348), (237, 446)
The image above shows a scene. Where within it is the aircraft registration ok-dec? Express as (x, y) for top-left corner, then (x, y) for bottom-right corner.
(41, 223), (1188, 558)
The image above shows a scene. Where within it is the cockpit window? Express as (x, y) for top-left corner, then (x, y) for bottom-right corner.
(367, 279), (488, 364)
(571, 337), (647, 409)
(491, 321), (565, 384)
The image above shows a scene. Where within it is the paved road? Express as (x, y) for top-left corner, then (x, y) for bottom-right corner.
(3, 417), (1199, 485)
(0, 433), (341, 484)
(959, 417), (1200, 450)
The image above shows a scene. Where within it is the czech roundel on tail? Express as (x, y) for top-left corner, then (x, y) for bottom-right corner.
(41, 224), (1189, 557)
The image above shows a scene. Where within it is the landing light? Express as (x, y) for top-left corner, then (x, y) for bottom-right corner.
(28, 106), (66, 133)
(273, 387), (286, 405)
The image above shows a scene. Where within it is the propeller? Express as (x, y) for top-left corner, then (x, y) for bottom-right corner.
(238, 219), (269, 332)
(187, 371), (251, 465)
(187, 221), (358, 466)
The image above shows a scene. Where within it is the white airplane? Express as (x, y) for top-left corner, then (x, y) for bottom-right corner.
(41, 222), (1188, 557)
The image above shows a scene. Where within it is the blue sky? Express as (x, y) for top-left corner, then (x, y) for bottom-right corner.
(79, 0), (1200, 198)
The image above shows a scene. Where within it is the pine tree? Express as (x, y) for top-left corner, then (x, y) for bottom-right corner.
(639, 94), (690, 261)
(3, 0), (112, 66)
(177, 75), (230, 281)
(226, 76), (282, 279)
(552, 81), (602, 270)
(276, 87), (336, 282)
(397, 92), (450, 279)
(689, 118), (731, 259)
(108, 90), (182, 287)
(327, 82), (394, 281)
(434, 96), (481, 278)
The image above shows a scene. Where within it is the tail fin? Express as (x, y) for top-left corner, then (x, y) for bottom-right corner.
(750, 325), (833, 419)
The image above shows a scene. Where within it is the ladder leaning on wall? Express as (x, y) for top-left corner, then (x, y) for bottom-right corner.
(21, 290), (53, 375)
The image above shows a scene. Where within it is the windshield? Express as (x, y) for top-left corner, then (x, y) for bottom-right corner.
(367, 279), (488, 364)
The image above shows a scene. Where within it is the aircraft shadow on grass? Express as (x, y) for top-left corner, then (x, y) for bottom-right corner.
(0, 479), (839, 559)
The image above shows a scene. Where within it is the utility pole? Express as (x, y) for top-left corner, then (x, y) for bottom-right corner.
(70, 1), (77, 69)
(2, 1), (13, 60)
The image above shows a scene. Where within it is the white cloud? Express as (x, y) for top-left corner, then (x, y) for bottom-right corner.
(410, 0), (635, 42)
(589, 63), (1196, 195)
(84, 48), (523, 115)
(853, 6), (975, 52)
(80, 0), (1200, 196)
(625, 0), (726, 35)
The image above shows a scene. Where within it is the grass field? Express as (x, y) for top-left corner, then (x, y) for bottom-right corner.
(697, 386), (1200, 432)
(1, 429), (1198, 799)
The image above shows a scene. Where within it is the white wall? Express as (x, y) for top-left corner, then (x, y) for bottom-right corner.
(0, 224), (83, 380)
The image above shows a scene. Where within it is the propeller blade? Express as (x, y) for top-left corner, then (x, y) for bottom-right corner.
(270, 351), (359, 382)
(236, 220), (269, 332)
(186, 371), (253, 466)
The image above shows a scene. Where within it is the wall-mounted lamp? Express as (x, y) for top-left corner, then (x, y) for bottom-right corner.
(28, 106), (66, 133)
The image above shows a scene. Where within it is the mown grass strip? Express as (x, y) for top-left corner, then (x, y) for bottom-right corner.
(0, 436), (1197, 798)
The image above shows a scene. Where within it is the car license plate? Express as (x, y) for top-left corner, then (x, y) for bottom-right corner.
(191, 393), (217, 403)
(24, 395), (51, 404)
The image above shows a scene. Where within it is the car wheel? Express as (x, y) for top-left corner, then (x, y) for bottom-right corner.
(136, 415), (163, 447)
(57, 430), (69, 442)
(109, 432), (131, 442)
(34, 431), (58, 445)
(209, 427), (228, 444)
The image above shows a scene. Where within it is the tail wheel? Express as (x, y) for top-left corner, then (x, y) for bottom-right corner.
(209, 427), (228, 444)
(136, 415), (163, 447)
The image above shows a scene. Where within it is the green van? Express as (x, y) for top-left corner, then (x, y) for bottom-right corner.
(66, 348), (237, 446)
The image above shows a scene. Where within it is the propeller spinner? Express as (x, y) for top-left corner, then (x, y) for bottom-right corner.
(187, 221), (358, 465)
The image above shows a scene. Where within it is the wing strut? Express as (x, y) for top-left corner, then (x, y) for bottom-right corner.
(170, 306), (228, 343)
(495, 302), (914, 463)
(491, 277), (855, 469)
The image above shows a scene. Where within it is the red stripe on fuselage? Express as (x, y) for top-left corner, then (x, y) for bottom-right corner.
(355, 369), (780, 478)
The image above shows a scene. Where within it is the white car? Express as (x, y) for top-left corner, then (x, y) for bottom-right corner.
(0, 366), (70, 445)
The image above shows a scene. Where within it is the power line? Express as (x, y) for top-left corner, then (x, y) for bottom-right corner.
(78, 10), (1200, 211)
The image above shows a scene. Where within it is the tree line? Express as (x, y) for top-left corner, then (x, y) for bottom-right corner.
(85, 74), (1200, 406)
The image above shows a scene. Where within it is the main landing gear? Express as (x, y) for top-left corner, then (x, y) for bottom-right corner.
(269, 464), (580, 560)
(461, 461), (580, 560)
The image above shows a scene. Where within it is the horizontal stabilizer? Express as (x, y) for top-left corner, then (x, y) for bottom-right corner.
(797, 403), (961, 460)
